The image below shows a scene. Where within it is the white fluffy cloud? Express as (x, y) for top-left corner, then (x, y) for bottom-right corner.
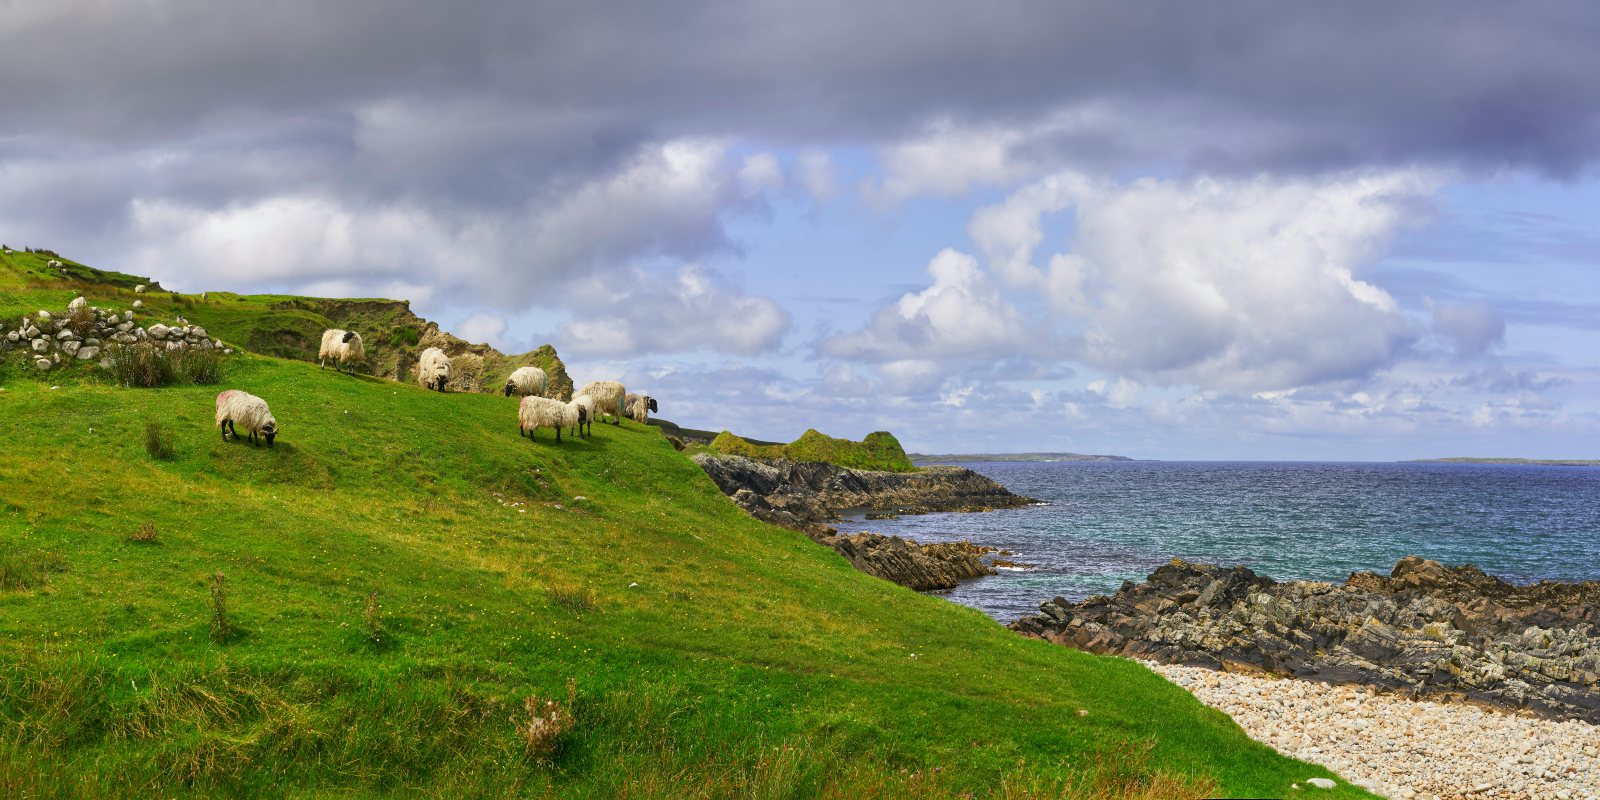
(555, 264), (790, 357)
(831, 170), (1439, 392)
(821, 248), (1038, 362)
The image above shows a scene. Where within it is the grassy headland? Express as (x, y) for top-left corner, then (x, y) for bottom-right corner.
(0, 248), (1373, 798)
(707, 429), (918, 473)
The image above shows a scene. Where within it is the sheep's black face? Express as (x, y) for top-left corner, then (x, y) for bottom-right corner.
(342, 331), (356, 343)
(647, 397), (658, 413)
(504, 381), (514, 396)
(261, 423), (277, 447)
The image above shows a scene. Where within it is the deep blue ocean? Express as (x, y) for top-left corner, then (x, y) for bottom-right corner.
(844, 461), (1600, 622)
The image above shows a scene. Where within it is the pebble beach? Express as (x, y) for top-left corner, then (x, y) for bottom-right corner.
(1148, 663), (1600, 800)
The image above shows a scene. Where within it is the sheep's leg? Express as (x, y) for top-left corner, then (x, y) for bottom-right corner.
(556, 426), (562, 443)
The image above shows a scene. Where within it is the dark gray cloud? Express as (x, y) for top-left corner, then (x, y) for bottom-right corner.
(4, 1), (1597, 175)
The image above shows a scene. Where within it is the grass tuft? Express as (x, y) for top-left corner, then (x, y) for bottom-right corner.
(547, 582), (599, 615)
(0, 548), (67, 592)
(362, 590), (389, 647)
(128, 521), (160, 545)
(517, 678), (576, 761)
(144, 419), (176, 460)
(107, 343), (223, 387)
(209, 572), (234, 644)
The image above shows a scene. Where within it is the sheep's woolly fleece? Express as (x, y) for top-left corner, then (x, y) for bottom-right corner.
(319, 329), (366, 368)
(417, 347), (451, 388)
(215, 390), (277, 438)
(505, 366), (548, 397)
(518, 395), (578, 440)
(578, 380), (626, 423)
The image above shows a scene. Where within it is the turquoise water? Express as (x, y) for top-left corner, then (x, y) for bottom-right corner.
(844, 461), (1600, 621)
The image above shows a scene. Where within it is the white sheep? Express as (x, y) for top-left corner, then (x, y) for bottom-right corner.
(417, 347), (451, 391)
(624, 392), (657, 424)
(518, 396), (578, 443)
(47, 259), (61, 268)
(570, 394), (595, 438)
(318, 329), (366, 373)
(503, 366), (548, 398)
(67, 296), (88, 313)
(215, 389), (279, 447)
(577, 380), (626, 426)
(134, 284), (146, 293)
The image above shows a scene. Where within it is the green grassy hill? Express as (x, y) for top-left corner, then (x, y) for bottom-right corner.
(706, 429), (918, 473)
(0, 250), (1374, 798)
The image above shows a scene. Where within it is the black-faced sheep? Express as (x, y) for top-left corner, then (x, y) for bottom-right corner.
(215, 389), (278, 447)
(570, 395), (595, 438)
(624, 392), (658, 423)
(318, 329), (366, 373)
(503, 366), (548, 398)
(417, 347), (451, 391)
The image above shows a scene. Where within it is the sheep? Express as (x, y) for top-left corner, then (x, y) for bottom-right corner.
(215, 389), (278, 447)
(318, 328), (366, 373)
(503, 366), (548, 398)
(570, 394), (595, 438)
(67, 296), (88, 313)
(518, 396), (578, 443)
(47, 259), (61, 268)
(577, 380), (626, 425)
(417, 347), (451, 391)
(134, 284), (146, 293)
(624, 392), (658, 424)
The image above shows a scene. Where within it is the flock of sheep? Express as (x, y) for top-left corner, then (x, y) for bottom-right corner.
(215, 327), (657, 448)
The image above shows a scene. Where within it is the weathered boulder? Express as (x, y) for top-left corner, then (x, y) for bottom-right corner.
(75, 346), (99, 361)
(1012, 558), (1600, 723)
(34, 358), (50, 371)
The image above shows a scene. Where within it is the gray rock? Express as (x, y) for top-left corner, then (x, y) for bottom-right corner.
(5, 331), (17, 342)
(1011, 558), (1600, 723)
(37, 310), (51, 320)
(34, 357), (51, 371)
(75, 346), (98, 361)
(60, 340), (80, 356)
(84, 337), (100, 347)
(148, 324), (169, 340)
(31, 338), (49, 353)
(190, 326), (207, 339)
(24, 325), (40, 339)
(55, 328), (75, 340)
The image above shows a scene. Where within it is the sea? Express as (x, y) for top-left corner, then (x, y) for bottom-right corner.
(842, 461), (1600, 623)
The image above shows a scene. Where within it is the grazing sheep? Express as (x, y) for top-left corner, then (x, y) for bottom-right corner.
(417, 347), (451, 391)
(47, 259), (61, 268)
(577, 380), (626, 425)
(570, 395), (595, 438)
(518, 396), (577, 443)
(134, 284), (146, 293)
(318, 329), (366, 372)
(503, 366), (548, 398)
(67, 296), (88, 313)
(624, 392), (658, 423)
(215, 389), (278, 447)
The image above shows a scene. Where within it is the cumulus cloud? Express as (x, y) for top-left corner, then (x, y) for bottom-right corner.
(828, 170), (1437, 391)
(794, 149), (838, 202)
(1430, 301), (1506, 357)
(554, 264), (791, 357)
(821, 248), (1039, 362)
(737, 152), (785, 196)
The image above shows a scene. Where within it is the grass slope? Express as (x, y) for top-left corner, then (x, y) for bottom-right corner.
(0, 255), (1374, 798)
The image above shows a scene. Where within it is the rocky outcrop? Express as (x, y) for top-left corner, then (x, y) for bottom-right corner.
(692, 453), (1035, 529)
(692, 452), (1033, 591)
(814, 533), (997, 591)
(1011, 557), (1600, 722)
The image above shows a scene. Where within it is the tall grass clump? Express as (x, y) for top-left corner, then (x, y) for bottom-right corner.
(0, 548), (67, 592)
(517, 678), (577, 761)
(144, 419), (176, 460)
(108, 343), (222, 387)
(129, 522), (159, 545)
(209, 572), (234, 644)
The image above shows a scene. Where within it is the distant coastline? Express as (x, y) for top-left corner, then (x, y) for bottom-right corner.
(1406, 457), (1600, 466)
(909, 451), (1135, 464)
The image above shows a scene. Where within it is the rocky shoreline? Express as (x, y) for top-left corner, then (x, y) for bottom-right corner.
(1012, 557), (1600, 723)
(692, 453), (1035, 590)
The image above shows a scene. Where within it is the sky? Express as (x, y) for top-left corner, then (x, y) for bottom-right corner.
(2, 1), (1597, 459)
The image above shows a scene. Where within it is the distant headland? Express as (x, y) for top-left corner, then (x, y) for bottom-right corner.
(1405, 457), (1600, 466)
(909, 451), (1135, 464)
